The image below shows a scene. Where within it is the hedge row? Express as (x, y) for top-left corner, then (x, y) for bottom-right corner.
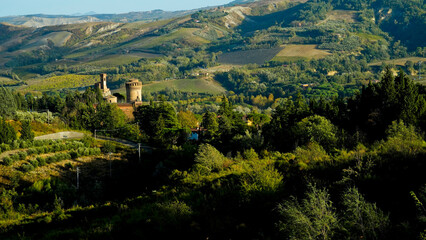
(0, 139), (62, 154)
(1, 141), (88, 166)
(25, 141), (85, 156)
(20, 147), (101, 173)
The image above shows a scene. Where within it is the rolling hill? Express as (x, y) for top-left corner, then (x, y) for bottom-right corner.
(0, 0), (423, 95)
(0, 9), (199, 28)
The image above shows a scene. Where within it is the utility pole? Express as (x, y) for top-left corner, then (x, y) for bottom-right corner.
(419, 61), (422, 80)
(138, 143), (141, 164)
(109, 152), (112, 177)
(76, 167), (80, 190)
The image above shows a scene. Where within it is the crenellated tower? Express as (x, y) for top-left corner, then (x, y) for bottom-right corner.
(125, 78), (142, 103)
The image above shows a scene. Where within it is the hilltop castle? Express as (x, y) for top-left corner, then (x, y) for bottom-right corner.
(94, 73), (143, 118)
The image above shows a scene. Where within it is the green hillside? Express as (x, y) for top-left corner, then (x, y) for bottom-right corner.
(142, 78), (226, 94)
(0, 0), (425, 239)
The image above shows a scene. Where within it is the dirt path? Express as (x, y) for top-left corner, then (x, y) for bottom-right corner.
(0, 149), (20, 159)
(34, 131), (85, 140)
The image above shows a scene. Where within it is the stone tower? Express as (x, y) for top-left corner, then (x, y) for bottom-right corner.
(126, 78), (142, 103)
(95, 73), (111, 97)
(101, 73), (107, 90)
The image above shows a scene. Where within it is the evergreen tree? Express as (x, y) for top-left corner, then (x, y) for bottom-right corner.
(0, 87), (18, 117)
(20, 120), (34, 141)
(0, 118), (17, 144)
(134, 101), (180, 147)
(265, 94), (310, 151)
(201, 110), (218, 142)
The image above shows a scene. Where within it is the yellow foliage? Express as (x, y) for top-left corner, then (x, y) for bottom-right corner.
(27, 74), (96, 91)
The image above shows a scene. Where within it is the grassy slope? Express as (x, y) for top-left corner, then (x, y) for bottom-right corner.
(85, 54), (142, 67)
(272, 44), (331, 61)
(0, 76), (19, 85)
(218, 47), (283, 65)
(140, 28), (210, 49)
(112, 78), (226, 95)
(21, 31), (73, 51)
(368, 57), (426, 67)
(319, 10), (357, 23)
(24, 74), (97, 91)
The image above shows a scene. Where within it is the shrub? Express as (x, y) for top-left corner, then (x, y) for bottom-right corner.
(19, 140), (30, 149)
(26, 148), (36, 155)
(21, 163), (35, 173)
(46, 156), (55, 164)
(83, 148), (90, 156)
(277, 184), (338, 240)
(194, 144), (227, 173)
(18, 151), (28, 160)
(30, 159), (39, 168)
(3, 156), (12, 166)
(70, 151), (78, 159)
(52, 144), (60, 152)
(380, 120), (426, 155)
(64, 162), (74, 170)
(294, 142), (330, 170)
(33, 140), (46, 147)
(37, 157), (46, 166)
(82, 135), (95, 147)
(102, 141), (116, 153)
(42, 146), (49, 153)
(10, 154), (19, 161)
(0, 143), (10, 152)
(11, 140), (19, 150)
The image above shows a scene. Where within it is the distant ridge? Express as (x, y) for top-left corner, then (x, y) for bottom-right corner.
(0, 9), (199, 28)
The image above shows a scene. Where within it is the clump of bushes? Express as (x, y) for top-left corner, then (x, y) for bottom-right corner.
(17, 147), (101, 172)
(2, 156), (12, 166)
(21, 163), (35, 173)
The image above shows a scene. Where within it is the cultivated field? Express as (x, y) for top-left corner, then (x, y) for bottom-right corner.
(368, 57), (426, 67)
(355, 32), (384, 41)
(25, 74), (97, 91)
(218, 47), (283, 65)
(140, 78), (226, 95)
(272, 44), (331, 61)
(86, 54), (143, 67)
(322, 10), (358, 23)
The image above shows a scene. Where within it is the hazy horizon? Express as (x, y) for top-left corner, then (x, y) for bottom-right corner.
(0, 0), (234, 17)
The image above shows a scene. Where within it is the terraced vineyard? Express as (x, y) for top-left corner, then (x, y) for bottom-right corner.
(25, 74), (97, 91)
(0, 138), (128, 188)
